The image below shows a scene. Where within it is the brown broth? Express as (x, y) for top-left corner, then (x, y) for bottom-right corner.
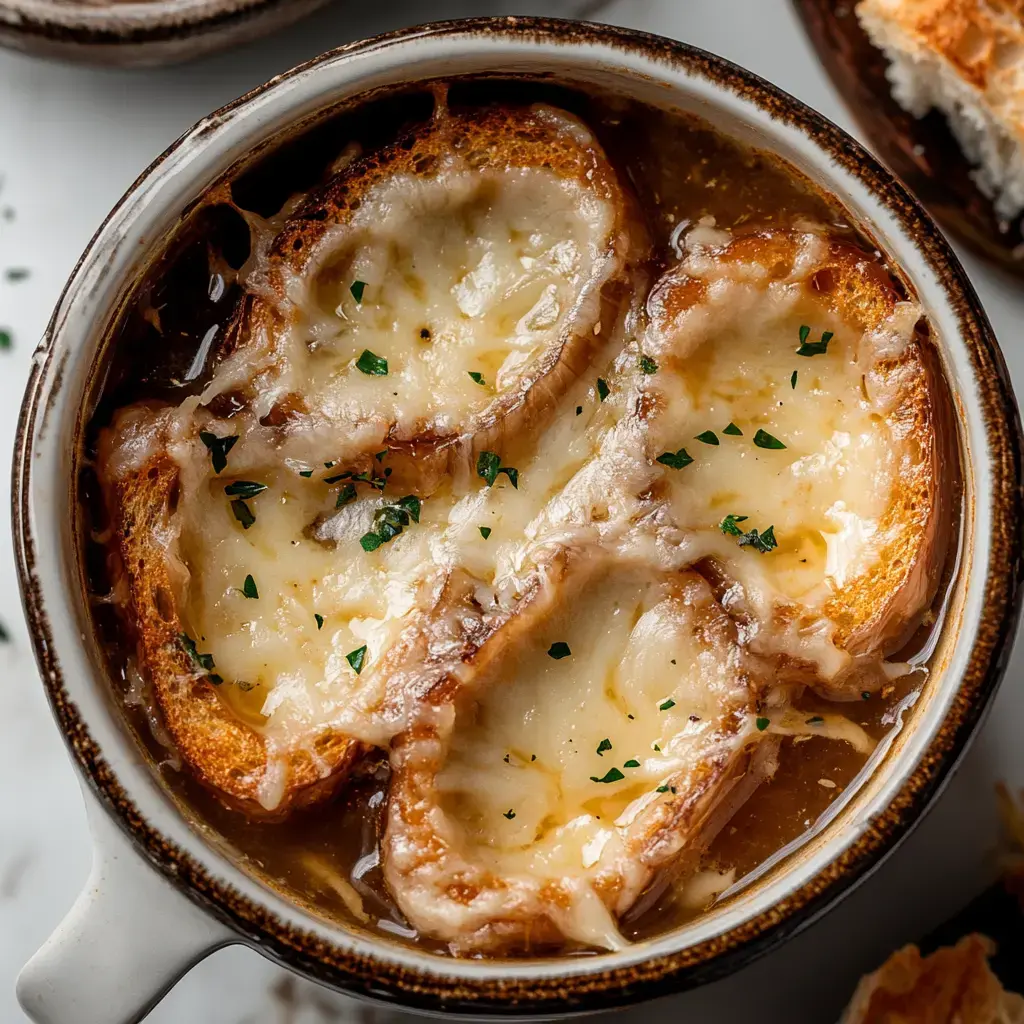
(77, 76), (962, 957)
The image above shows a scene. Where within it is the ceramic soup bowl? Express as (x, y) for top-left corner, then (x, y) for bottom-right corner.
(11, 17), (1024, 1024)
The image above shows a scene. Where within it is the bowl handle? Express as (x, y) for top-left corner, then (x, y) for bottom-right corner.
(17, 788), (235, 1024)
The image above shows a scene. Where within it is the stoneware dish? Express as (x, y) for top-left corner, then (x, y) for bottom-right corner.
(0, 0), (332, 67)
(11, 16), (1024, 1024)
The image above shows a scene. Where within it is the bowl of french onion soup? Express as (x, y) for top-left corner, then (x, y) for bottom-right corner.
(13, 16), (1023, 1023)
(0, 0), (331, 66)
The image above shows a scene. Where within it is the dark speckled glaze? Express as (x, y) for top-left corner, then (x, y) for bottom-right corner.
(12, 17), (1024, 1016)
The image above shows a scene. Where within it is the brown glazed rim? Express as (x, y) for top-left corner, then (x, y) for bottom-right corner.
(0, 0), (311, 48)
(11, 17), (1024, 1016)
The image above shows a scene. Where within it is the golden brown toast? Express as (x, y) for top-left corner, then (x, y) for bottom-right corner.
(642, 228), (954, 697)
(98, 102), (645, 818)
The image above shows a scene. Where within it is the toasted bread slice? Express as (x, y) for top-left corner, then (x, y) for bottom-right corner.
(209, 101), (645, 486)
(841, 934), (1024, 1024)
(641, 226), (952, 697)
(98, 103), (645, 817)
(857, 0), (1024, 219)
(382, 553), (780, 955)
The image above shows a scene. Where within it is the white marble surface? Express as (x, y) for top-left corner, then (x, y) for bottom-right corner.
(0, 1), (1022, 1021)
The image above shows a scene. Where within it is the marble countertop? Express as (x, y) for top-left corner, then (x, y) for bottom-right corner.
(1, 1), (1022, 1021)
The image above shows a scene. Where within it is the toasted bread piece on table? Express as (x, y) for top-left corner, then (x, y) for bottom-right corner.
(641, 225), (953, 698)
(98, 103), (645, 817)
(381, 550), (780, 955)
(841, 934), (1024, 1023)
(857, 0), (1024, 220)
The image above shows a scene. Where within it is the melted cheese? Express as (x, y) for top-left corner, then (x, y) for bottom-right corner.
(437, 566), (757, 875)
(205, 164), (617, 468)
(642, 228), (923, 677)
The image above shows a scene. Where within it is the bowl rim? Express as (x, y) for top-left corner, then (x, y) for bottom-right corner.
(11, 15), (1024, 1015)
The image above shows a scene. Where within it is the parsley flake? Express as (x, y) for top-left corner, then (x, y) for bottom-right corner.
(597, 738), (612, 756)
(861, 691), (871, 700)
(590, 767), (625, 784)
(315, 613), (324, 631)
(623, 759), (641, 768)
(477, 451), (518, 489)
(639, 354), (658, 374)
(360, 532), (383, 552)
(355, 349), (388, 376)
(756, 717), (770, 731)
(224, 480), (267, 499)
(753, 429), (787, 450)
(375, 450), (388, 462)
(242, 574), (258, 599)
(468, 371), (486, 386)
(722, 422), (743, 436)
(659, 699), (676, 711)
(350, 280), (367, 303)
(656, 448), (694, 470)
(548, 642), (571, 660)
(360, 495), (422, 551)
(738, 525), (778, 554)
(719, 514), (750, 536)
(199, 431), (238, 474)
(597, 377), (610, 402)
(576, 406), (582, 416)
(695, 430), (719, 446)
(336, 483), (357, 508)
(231, 499), (256, 529)
(346, 645), (368, 674)
(806, 715), (824, 725)
(299, 469), (314, 478)
(656, 785), (670, 793)
(791, 370), (798, 389)
(179, 633), (222, 684)
(479, 526), (492, 539)
(503, 809), (516, 820)
(796, 325), (834, 357)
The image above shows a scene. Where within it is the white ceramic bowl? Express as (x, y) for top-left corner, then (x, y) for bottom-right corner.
(12, 17), (1024, 1024)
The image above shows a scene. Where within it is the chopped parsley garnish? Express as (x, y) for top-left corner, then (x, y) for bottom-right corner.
(336, 483), (357, 508)
(576, 406), (582, 416)
(359, 495), (421, 551)
(355, 349), (388, 376)
(719, 514), (750, 536)
(597, 377), (610, 402)
(479, 526), (492, 539)
(796, 325), (834, 357)
(299, 470), (314, 478)
(623, 759), (641, 768)
(755, 717), (770, 731)
(548, 642), (571, 660)
(476, 451), (518, 489)
(224, 480), (267, 499)
(315, 613), (324, 631)
(597, 738), (612, 756)
(639, 354), (658, 374)
(503, 809), (516, 820)
(179, 633), (222, 684)
(738, 525), (778, 554)
(722, 422), (743, 436)
(231, 499), (256, 529)
(753, 429), (786, 450)
(503, 754), (510, 763)
(468, 371), (486, 386)
(346, 645), (368, 674)
(791, 370), (798, 389)
(199, 431), (238, 474)
(242, 574), (258, 599)
(590, 767), (625, 784)
(350, 280), (367, 303)
(375, 450), (388, 462)
(861, 691), (871, 700)
(653, 743), (661, 751)
(656, 448), (694, 470)
(695, 430), (719, 446)
(0, 329), (10, 351)
(659, 699), (676, 711)
(656, 785), (670, 793)
(807, 715), (824, 725)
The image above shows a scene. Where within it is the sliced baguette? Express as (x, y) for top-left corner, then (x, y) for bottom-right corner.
(857, 0), (1024, 220)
